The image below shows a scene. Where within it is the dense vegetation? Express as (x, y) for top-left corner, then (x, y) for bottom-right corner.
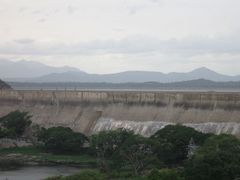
(1, 111), (240, 180)
(0, 110), (32, 138)
(38, 126), (88, 153)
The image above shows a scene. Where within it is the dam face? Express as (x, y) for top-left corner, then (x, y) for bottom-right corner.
(0, 90), (240, 136)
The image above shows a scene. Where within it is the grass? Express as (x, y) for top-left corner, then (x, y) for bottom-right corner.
(0, 146), (42, 155)
(42, 154), (96, 164)
(0, 146), (97, 165)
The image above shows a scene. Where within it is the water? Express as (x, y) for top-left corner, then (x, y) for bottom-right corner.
(93, 118), (240, 137)
(0, 166), (81, 180)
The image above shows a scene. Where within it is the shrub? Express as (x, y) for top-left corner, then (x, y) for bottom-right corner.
(38, 126), (88, 153)
(184, 134), (240, 180)
(0, 110), (32, 138)
(152, 125), (211, 165)
(90, 129), (134, 172)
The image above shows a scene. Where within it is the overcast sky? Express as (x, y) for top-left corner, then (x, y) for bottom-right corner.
(0, 0), (240, 75)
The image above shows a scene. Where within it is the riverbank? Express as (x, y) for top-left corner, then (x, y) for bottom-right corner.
(0, 166), (82, 180)
(0, 146), (97, 170)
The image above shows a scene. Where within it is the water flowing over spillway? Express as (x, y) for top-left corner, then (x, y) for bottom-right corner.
(1, 90), (240, 136)
(93, 118), (240, 137)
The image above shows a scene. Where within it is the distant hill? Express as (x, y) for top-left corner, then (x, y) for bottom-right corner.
(1, 59), (240, 83)
(0, 59), (81, 79)
(31, 67), (240, 83)
(0, 79), (11, 89)
(8, 79), (240, 91)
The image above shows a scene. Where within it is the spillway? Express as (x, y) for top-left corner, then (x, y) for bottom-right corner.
(0, 90), (240, 136)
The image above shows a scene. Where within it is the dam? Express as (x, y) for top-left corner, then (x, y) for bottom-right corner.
(0, 89), (240, 136)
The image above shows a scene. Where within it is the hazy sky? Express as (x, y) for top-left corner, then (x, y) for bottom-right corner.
(0, 0), (240, 74)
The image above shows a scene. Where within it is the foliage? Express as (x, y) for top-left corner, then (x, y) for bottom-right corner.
(0, 146), (43, 155)
(152, 125), (211, 165)
(148, 169), (184, 180)
(90, 128), (134, 171)
(108, 170), (147, 179)
(0, 110), (32, 138)
(38, 126), (88, 153)
(0, 126), (8, 138)
(116, 134), (160, 175)
(184, 134), (240, 180)
(0, 146), (97, 166)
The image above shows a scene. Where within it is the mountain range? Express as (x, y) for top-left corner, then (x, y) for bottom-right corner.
(0, 59), (79, 79)
(1, 59), (240, 83)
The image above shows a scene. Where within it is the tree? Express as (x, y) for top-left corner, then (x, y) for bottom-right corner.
(184, 134), (240, 180)
(90, 129), (134, 172)
(151, 125), (211, 165)
(0, 110), (32, 137)
(117, 134), (159, 175)
(38, 126), (88, 153)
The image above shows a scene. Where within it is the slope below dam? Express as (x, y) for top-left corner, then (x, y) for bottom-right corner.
(1, 90), (240, 137)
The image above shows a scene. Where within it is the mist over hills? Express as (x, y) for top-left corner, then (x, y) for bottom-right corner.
(1, 59), (240, 83)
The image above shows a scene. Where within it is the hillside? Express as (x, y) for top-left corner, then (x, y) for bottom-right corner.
(27, 67), (240, 83)
(0, 79), (11, 89)
(1, 60), (240, 83)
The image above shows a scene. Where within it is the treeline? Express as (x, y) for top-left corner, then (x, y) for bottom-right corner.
(1, 111), (240, 180)
(43, 126), (240, 180)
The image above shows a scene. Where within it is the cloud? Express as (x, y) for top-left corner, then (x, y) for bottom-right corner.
(128, 5), (146, 15)
(18, 7), (28, 13)
(67, 5), (78, 14)
(14, 39), (35, 44)
(1, 35), (240, 57)
(38, 18), (46, 23)
(32, 10), (42, 14)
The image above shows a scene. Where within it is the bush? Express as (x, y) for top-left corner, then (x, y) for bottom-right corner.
(116, 134), (160, 175)
(152, 125), (211, 165)
(0, 110), (32, 138)
(184, 134), (240, 180)
(38, 126), (88, 153)
(90, 129), (134, 171)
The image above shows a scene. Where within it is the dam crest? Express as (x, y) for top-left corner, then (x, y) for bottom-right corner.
(0, 90), (240, 136)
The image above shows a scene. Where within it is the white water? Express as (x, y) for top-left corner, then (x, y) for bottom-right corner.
(93, 118), (240, 137)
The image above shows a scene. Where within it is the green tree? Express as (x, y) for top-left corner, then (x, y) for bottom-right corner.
(90, 129), (134, 172)
(0, 110), (32, 137)
(117, 134), (159, 175)
(38, 126), (88, 153)
(184, 134), (240, 180)
(152, 125), (211, 165)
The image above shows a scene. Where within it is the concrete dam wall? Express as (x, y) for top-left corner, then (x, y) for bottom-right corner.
(1, 90), (240, 136)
